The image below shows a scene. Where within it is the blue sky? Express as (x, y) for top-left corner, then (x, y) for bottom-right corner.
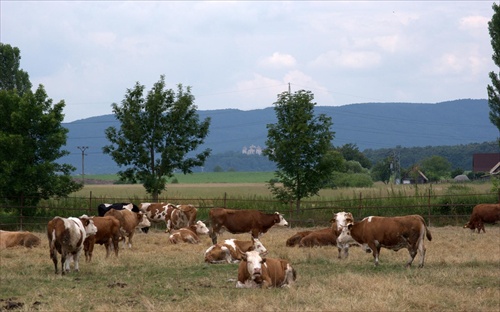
(1, 1), (494, 122)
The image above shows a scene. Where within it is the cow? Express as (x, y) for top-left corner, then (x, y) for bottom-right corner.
(140, 203), (197, 232)
(208, 208), (288, 244)
(205, 238), (268, 264)
(463, 203), (500, 233)
(104, 209), (150, 248)
(97, 203), (149, 233)
(83, 216), (121, 262)
(168, 221), (210, 244)
(236, 250), (296, 289)
(0, 230), (41, 249)
(298, 227), (338, 248)
(332, 211), (355, 259)
(47, 215), (98, 274)
(337, 215), (432, 268)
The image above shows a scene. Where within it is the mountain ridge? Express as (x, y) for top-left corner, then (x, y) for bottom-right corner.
(61, 98), (498, 174)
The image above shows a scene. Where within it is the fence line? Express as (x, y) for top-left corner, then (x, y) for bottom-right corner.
(0, 190), (498, 231)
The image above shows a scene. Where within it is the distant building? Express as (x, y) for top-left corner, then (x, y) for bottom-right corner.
(472, 153), (500, 172)
(242, 145), (263, 155)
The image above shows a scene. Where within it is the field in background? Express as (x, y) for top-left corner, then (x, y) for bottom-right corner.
(1, 226), (499, 311)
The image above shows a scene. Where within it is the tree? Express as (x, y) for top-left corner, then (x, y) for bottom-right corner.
(420, 155), (451, 182)
(335, 143), (371, 169)
(488, 3), (500, 138)
(371, 157), (392, 184)
(0, 43), (32, 95)
(103, 75), (211, 201)
(0, 44), (81, 211)
(264, 90), (336, 212)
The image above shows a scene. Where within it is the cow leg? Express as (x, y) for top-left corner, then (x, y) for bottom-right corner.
(72, 252), (80, 272)
(406, 248), (417, 268)
(368, 242), (380, 266)
(50, 247), (59, 274)
(61, 252), (69, 275)
(112, 236), (119, 257)
(210, 227), (220, 244)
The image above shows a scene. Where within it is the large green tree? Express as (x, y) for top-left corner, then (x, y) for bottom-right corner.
(0, 43), (32, 95)
(103, 75), (211, 201)
(0, 43), (81, 212)
(264, 90), (336, 212)
(420, 155), (451, 182)
(488, 3), (500, 136)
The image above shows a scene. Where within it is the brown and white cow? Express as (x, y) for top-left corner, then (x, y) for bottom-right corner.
(168, 221), (210, 244)
(0, 230), (41, 249)
(205, 238), (268, 264)
(83, 216), (122, 262)
(104, 209), (150, 248)
(47, 215), (98, 274)
(208, 208), (288, 244)
(236, 250), (296, 289)
(140, 203), (197, 232)
(332, 211), (356, 259)
(298, 227), (338, 248)
(463, 203), (500, 233)
(338, 215), (432, 267)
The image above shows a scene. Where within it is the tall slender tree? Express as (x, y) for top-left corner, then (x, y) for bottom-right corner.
(264, 90), (337, 212)
(103, 75), (211, 201)
(488, 3), (500, 138)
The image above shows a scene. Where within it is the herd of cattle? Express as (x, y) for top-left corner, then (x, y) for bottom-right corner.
(1, 202), (499, 288)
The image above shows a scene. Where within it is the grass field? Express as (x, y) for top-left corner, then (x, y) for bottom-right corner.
(1, 225), (499, 311)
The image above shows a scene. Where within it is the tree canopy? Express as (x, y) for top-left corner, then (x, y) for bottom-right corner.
(103, 75), (211, 200)
(264, 90), (337, 212)
(0, 43), (81, 211)
(488, 3), (500, 137)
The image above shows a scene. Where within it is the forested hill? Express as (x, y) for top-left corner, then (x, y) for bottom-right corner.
(62, 99), (498, 174)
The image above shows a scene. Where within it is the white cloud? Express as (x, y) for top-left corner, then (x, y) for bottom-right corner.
(259, 52), (297, 68)
(460, 15), (489, 30)
(311, 50), (382, 69)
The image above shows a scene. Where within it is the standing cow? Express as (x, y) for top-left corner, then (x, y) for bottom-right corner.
(104, 209), (150, 248)
(338, 215), (432, 267)
(98, 203), (149, 233)
(464, 203), (500, 233)
(140, 203), (197, 232)
(208, 208), (288, 244)
(47, 215), (98, 274)
(83, 216), (122, 262)
(236, 250), (296, 289)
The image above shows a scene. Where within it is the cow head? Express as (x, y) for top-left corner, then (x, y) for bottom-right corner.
(241, 250), (266, 282)
(252, 238), (268, 256)
(79, 215), (98, 237)
(137, 212), (151, 228)
(333, 211), (354, 230)
(337, 222), (356, 246)
(274, 212), (289, 227)
(194, 221), (210, 235)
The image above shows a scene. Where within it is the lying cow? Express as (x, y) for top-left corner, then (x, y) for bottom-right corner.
(168, 221), (210, 244)
(104, 209), (150, 248)
(83, 216), (121, 262)
(140, 203), (197, 232)
(209, 208), (288, 244)
(0, 230), (41, 249)
(464, 203), (500, 233)
(47, 215), (98, 274)
(236, 250), (296, 289)
(205, 238), (267, 264)
(338, 215), (432, 268)
(98, 203), (149, 233)
(298, 227), (338, 248)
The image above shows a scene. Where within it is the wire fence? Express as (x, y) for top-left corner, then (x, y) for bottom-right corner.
(1, 190), (498, 231)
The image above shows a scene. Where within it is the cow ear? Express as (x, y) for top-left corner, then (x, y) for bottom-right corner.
(261, 257), (266, 263)
(347, 223), (353, 230)
(241, 254), (247, 261)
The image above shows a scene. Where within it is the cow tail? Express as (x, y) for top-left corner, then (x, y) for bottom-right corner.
(425, 226), (432, 241)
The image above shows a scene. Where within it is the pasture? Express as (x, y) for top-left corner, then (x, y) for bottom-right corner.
(1, 225), (499, 311)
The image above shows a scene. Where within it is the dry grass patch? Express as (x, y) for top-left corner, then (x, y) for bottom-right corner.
(1, 225), (499, 311)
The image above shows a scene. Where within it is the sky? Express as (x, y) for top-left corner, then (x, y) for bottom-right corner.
(1, 1), (496, 123)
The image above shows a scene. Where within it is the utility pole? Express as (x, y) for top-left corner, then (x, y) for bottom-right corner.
(77, 146), (89, 184)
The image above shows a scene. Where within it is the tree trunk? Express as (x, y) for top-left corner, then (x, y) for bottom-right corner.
(295, 198), (301, 213)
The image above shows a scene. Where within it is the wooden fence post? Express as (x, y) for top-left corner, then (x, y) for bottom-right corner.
(428, 188), (432, 226)
(89, 191), (93, 215)
(358, 192), (363, 219)
(19, 195), (24, 231)
(223, 192), (227, 208)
